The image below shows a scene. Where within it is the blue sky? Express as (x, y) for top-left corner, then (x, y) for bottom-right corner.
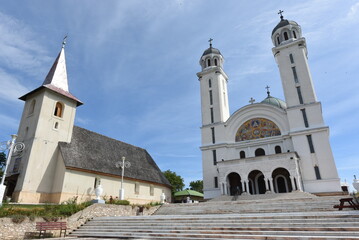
(1, 0), (358, 191)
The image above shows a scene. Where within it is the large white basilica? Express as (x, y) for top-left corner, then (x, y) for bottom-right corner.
(198, 14), (342, 199)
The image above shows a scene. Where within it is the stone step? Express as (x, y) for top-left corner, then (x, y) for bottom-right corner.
(71, 231), (359, 239)
(85, 218), (359, 225)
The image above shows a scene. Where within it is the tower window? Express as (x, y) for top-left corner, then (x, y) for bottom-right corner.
(293, 31), (297, 39)
(314, 165), (321, 180)
(213, 150), (217, 165)
(255, 148), (265, 156)
(284, 32), (289, 40)
(289, 54), (294, 64)
(292, 67), (299, 83)
(301, 109), (309, 128)
(214, 58), (218, 66)
(306, 135), (315, 153)
(211, 127), (215, 144)
(207, 59), (211, 67)
(210, 107), (214, 123)
(275, 146), (282, 154)
(209, 90), (213, 105)
(208, 79), (212, 88)
(214, 177), (218, 188)
(54, 102), (64, 118)
(277, 36), (280, 45)
(296, 87), (304, 104)
(240, 151), (246, 159)
(28, 100), (36, 116)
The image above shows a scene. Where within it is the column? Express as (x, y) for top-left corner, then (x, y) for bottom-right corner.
(269, 178), (275, 193)
(290, 176), (296, 192)
(264, 178), (269, 193)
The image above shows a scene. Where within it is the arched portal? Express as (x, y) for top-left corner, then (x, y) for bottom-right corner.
(272, 168), (292, 193)
(248, 170), (266, 195)
(227, 172), (242, 196)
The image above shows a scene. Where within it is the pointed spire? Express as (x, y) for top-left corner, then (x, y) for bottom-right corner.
(42, 37), (69, 92)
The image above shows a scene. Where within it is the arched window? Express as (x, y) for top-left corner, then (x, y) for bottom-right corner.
(214, 58), (218, 66)
(28, 100), (36, 116)
(275, 145), (282, 154)
(284, 32), (289, 40)
(292, 31), (297, 38)
(54, 102), (64, 118)
(255, 148), (265, 156)
(207, 59), (211, 67)
(277, 36), (280, 45)
(208, 79), (212, 88)
(240, 151), (246, 159)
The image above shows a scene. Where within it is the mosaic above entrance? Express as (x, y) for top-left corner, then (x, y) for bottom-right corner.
(235, 118), (281, 142)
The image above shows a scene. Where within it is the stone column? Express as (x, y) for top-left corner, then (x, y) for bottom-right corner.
(269, 178), (275, 193)
(290, 176), (296, 191)
(245, 180), (251, 195)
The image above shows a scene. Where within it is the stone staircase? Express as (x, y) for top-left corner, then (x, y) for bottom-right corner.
(70, 193), (359, 239)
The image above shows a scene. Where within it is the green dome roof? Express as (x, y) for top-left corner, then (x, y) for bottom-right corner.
(261, 95), (287, 109)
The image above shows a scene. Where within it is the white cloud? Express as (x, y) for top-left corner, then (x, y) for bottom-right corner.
(0, 68), (29, 102)
(0, 11), (50, 78)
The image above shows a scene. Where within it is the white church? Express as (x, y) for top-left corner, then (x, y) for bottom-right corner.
(198, 14), (342, 199)
(4, 41), (171, 204)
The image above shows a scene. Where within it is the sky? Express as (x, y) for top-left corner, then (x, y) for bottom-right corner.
(0, 0), (358, 191)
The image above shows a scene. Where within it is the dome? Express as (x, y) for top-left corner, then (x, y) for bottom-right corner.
(202, 46), (222, 56)
(272, 18), (299, 36)
(261, 95), (287, 109)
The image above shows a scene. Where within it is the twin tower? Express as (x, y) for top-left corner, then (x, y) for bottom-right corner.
(197, 15), (341, 199)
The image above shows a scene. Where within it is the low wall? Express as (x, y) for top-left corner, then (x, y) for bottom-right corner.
(0, 204), (161, 240)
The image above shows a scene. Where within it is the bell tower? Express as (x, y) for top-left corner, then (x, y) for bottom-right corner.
(197, 39), (229, 198)
(272, 11), (341, 193)
(10, 40), (83, 203)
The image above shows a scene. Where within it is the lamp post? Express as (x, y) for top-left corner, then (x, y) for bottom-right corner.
(0, 135), (25, 206)
(115, 156), (131, 200)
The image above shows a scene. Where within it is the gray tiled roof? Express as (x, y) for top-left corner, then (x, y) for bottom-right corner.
(58, 126), (170, 186)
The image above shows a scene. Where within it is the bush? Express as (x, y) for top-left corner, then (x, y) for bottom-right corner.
(108, 199), (130, 205)
(11, 215), (26, 223)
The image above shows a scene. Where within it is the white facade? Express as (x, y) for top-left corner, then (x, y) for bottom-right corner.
(198, 16), (341, 199)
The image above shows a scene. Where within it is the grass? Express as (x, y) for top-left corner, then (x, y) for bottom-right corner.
(0, 197), (92, 222)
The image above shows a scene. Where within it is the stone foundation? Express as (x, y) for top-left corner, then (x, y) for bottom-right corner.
(0, 203), (160, 239)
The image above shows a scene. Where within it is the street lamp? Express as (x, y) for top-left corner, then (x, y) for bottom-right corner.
(115, 156), (131, 200)
(0, 135), (25, 206)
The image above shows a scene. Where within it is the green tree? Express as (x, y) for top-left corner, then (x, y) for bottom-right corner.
(162, 170), (184, 194)
(0, 152), (6, 181)
(189, 180), (203, 193)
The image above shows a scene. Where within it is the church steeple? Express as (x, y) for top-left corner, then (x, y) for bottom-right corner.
(19, 38), (82, 106)
(42, 38), (69, 92)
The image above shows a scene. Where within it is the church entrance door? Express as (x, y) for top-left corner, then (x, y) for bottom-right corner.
(227, 172), (242, 196)
(248, 170), (266, 194)
(272, 168), (292, 193)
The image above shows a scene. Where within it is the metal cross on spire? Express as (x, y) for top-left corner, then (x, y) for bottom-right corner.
(249, 97), (255, 104)
(62, 35), (67, 48)
(265, 85), (271, 96)
(208, 38), (213, 48)
(278, 10), (284, 20)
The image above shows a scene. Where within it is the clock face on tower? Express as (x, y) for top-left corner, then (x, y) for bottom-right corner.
(235, 118), (281, 142)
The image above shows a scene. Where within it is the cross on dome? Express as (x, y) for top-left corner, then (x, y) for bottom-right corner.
(208, 38), (213, 48)
(278, 10), (284, 20)
(249, 97), (255, 104)
(265, 85), (271, 96)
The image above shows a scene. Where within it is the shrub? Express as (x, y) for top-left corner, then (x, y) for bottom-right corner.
(11, 215), (26, 224)
(109, 200), (130, 205)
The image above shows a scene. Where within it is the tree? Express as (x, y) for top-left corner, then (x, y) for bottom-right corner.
(0, 152), (6, 181)
(189, 180), (203, 193)
(162, 170), (184, 194)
